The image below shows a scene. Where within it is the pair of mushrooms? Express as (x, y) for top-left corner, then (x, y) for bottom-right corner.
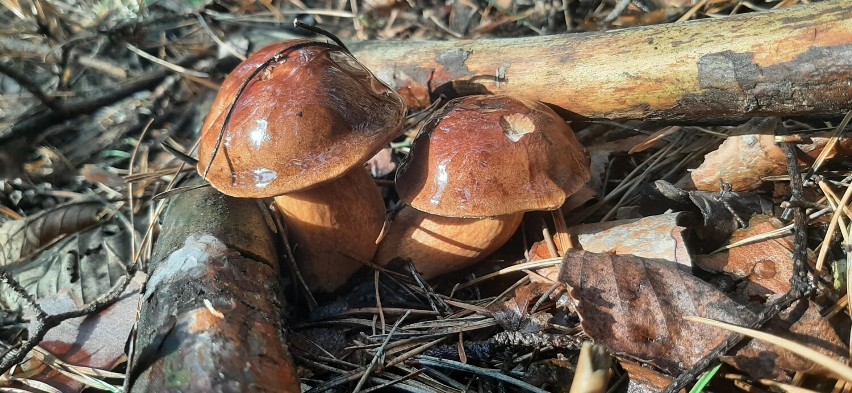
(196, 37), (590, 292)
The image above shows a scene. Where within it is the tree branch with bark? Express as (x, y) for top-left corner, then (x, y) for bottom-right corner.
(344, 1), (851, 121)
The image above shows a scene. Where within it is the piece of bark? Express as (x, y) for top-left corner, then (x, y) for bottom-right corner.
(528, 213), (691, 283)
(678, 117), (852, 191)
(127, 184), (300, 393)
(347, 1), (852, 120)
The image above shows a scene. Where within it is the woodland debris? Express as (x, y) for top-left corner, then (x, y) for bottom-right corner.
(677, 117), (852, 192)
(0, 197), (137, 392)
(732, 301), (848, 382)
(528, 212), (691, 282)
(639, 180), (775, 250)
(559, 250), (753, 376)
(695, 214), (798, 300)
(0, 200), (104, 266)
(20, 273), (142, 392)
(345, 1), (852, 120)
(127, 184), (300, 392)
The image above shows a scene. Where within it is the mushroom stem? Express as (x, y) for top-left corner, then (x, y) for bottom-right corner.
(274, 168), (385, 292)
(375, 206), (523, 279)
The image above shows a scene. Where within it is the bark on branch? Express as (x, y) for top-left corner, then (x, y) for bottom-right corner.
(127, 184), (300, 393)
(348, 1), (852, 121)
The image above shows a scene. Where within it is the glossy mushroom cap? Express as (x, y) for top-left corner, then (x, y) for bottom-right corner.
(197, 40), (406, 198)
(395, 95), (591, 218)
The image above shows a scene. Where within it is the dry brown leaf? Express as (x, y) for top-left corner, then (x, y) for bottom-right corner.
(559, 250), (753, 376)
(730, 301), (848, 381)
(640, 180), (774, 251)
(695, 214), (796, 300)
(0, 222), (133, 312)
(585, 134), (650, 196)
(18, 272), (143, 392)
(568, 213), (692, 267)
(0, 200), (104, 266)
(619, 360), (672, 393)
(80, 165), (127, 188)
(492, 282), (555, 333)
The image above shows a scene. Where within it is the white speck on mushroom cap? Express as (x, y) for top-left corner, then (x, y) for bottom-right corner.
(253, 167), (278, 189)
(430, 159), (450, 206)
(249, 119), (270, 149)
(500, 113), (535, 142)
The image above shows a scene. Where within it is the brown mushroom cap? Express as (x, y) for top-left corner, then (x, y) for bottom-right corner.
(395, 95), (590, 218)
(197, 40), (406, 198)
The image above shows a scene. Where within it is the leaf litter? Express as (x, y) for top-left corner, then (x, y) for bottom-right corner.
(1, 0), (851, 391)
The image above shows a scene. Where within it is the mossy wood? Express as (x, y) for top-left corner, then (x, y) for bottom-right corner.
(127, 184), (300, 392)
(349, 1), (852, 120)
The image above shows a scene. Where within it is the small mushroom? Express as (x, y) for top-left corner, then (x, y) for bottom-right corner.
(197, 39), (406, 292)
(375, 95), (590, 278)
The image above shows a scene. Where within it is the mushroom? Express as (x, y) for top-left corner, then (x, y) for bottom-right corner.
(375, 95), (590, 278)
(197, 39), (406, 292)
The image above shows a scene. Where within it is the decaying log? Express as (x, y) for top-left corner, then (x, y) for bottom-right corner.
(348, 1), (852, 121)
(127, 184), (300, 393)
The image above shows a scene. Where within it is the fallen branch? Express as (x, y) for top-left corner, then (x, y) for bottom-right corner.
(127, 184), (300, 393)
(348, 1), (852, 120)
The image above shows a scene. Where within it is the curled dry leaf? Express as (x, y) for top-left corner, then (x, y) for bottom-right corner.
(695, 214), (797, 300)
(364, 147), (397, 178)
(677, 117), (783, 192)
(492, 282), (555, 333)
(677, 117), (852, 192)
(0, 200), (105, 266)
(559, 250), (753, 376)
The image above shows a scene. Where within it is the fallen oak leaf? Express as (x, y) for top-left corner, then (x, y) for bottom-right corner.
(558, 250), (754, 376)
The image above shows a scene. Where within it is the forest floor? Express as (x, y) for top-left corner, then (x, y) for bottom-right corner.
(0, 0), (851, 392)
